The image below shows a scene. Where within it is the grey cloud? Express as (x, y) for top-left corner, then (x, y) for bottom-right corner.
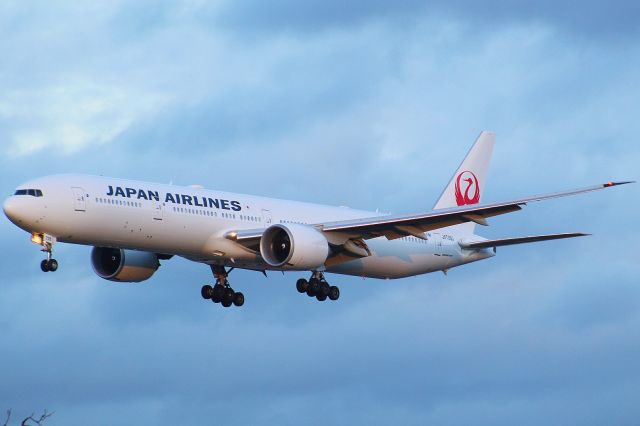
(1, 260), (639, 425)
(1, 1), (639, 425)
(214, 0), (640, 39)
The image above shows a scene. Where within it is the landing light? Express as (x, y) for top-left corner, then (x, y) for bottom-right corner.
(31, 233), (43, 245)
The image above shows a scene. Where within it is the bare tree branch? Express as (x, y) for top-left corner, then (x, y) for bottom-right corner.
(2, 409), (11, 426)
(20, 410), (53, 426)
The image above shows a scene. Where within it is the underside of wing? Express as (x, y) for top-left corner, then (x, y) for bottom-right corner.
(320, 203), (522, 241)
(224, 229), (263, 251)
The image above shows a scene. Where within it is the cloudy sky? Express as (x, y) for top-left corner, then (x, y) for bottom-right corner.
(1, 1), (639, 424)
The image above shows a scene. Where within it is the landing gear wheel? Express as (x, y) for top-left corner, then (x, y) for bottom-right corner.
(48, 259), (58, 272)
(40, 259), (50, 272)
(212, 284), (225, 303)
(309, 279), (320, 295)
(316, 293), (327, 302)
(221, 299), (232, 308)
(233, 292), (245, 307)
(201, 284), (213, 299)
(223, 288), (235, 305)
(328, 286), (340, 301)
(296, 279), (308, 293)
(320, 282), (330, 297)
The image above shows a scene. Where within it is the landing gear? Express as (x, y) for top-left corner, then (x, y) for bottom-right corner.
(296, 272), (340, 302)
(36, 233), (59, 273)
(200, 265), (244, 308)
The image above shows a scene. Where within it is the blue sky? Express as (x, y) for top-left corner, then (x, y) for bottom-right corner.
(1, 1), (639, 425)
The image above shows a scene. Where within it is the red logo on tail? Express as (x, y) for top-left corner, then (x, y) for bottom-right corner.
(454, 171), (480, 206)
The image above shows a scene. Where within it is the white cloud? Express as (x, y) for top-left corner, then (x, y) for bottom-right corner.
(0, 82), (169, 157)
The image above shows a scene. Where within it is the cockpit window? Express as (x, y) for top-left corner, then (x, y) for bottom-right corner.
(14, 189), (43, 197)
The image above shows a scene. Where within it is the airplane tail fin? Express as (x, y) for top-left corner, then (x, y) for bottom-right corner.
(433, 131), (495, 235)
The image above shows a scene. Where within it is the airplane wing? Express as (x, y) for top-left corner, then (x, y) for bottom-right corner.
(317, 181), (631, 241)
(459, 232), (589, 249)
(225, 181), (631, 251)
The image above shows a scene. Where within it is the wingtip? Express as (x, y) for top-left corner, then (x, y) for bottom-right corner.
(566, 232), (591, 238)
(603, 181), (635, 187)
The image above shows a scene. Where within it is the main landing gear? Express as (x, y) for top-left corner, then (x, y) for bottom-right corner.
(201, 265), (244, 308)
(296, 272), (340, 302)
(35, 233), (59, 272)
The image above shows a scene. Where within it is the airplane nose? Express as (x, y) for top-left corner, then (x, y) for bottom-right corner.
(3, 197), (20, 223)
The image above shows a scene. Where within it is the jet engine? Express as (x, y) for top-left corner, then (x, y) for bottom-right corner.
(91, 247), (160, 282)
(260, 223), (329, 270)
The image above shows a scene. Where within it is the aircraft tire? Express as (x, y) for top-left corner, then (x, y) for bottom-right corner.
(223, 288), (235, 305)
(320, 282), (330, 297)
(212, 284), (225, 302)
(296, 278), (308, 293)
(328, 286), (340, 301)
(233, 292), (245, 307)
(221, 300), (232, 308)
(309, 279), (320, 295)
(201, 284), (213, 299)
(316, 293), (327, 302)
(40, 259), (50, 272)
(48, 259), (58, 272)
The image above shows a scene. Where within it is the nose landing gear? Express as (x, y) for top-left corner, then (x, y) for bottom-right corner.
(34, 233), (59, 272)
(201, 265), (244, 308)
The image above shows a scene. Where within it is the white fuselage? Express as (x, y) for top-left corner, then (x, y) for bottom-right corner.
(3, 174), (493, 279)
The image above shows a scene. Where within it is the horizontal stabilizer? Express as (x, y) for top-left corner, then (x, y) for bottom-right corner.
(460, 232), (590, 249)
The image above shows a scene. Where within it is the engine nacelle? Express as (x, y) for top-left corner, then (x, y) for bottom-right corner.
(260, 223), (329, 270)
(91, 247), (160, 282)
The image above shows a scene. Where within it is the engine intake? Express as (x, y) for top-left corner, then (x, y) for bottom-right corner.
(91, 247), (160, 282)
(260, 224), (329, 270)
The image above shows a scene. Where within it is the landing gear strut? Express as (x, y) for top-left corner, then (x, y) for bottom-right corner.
(201, 265), (244, 308)
(296, 271), (340, 302)
(35, 233), (58, 272)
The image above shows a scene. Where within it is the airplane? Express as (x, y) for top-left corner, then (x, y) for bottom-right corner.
(2, 131), (632, 308)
